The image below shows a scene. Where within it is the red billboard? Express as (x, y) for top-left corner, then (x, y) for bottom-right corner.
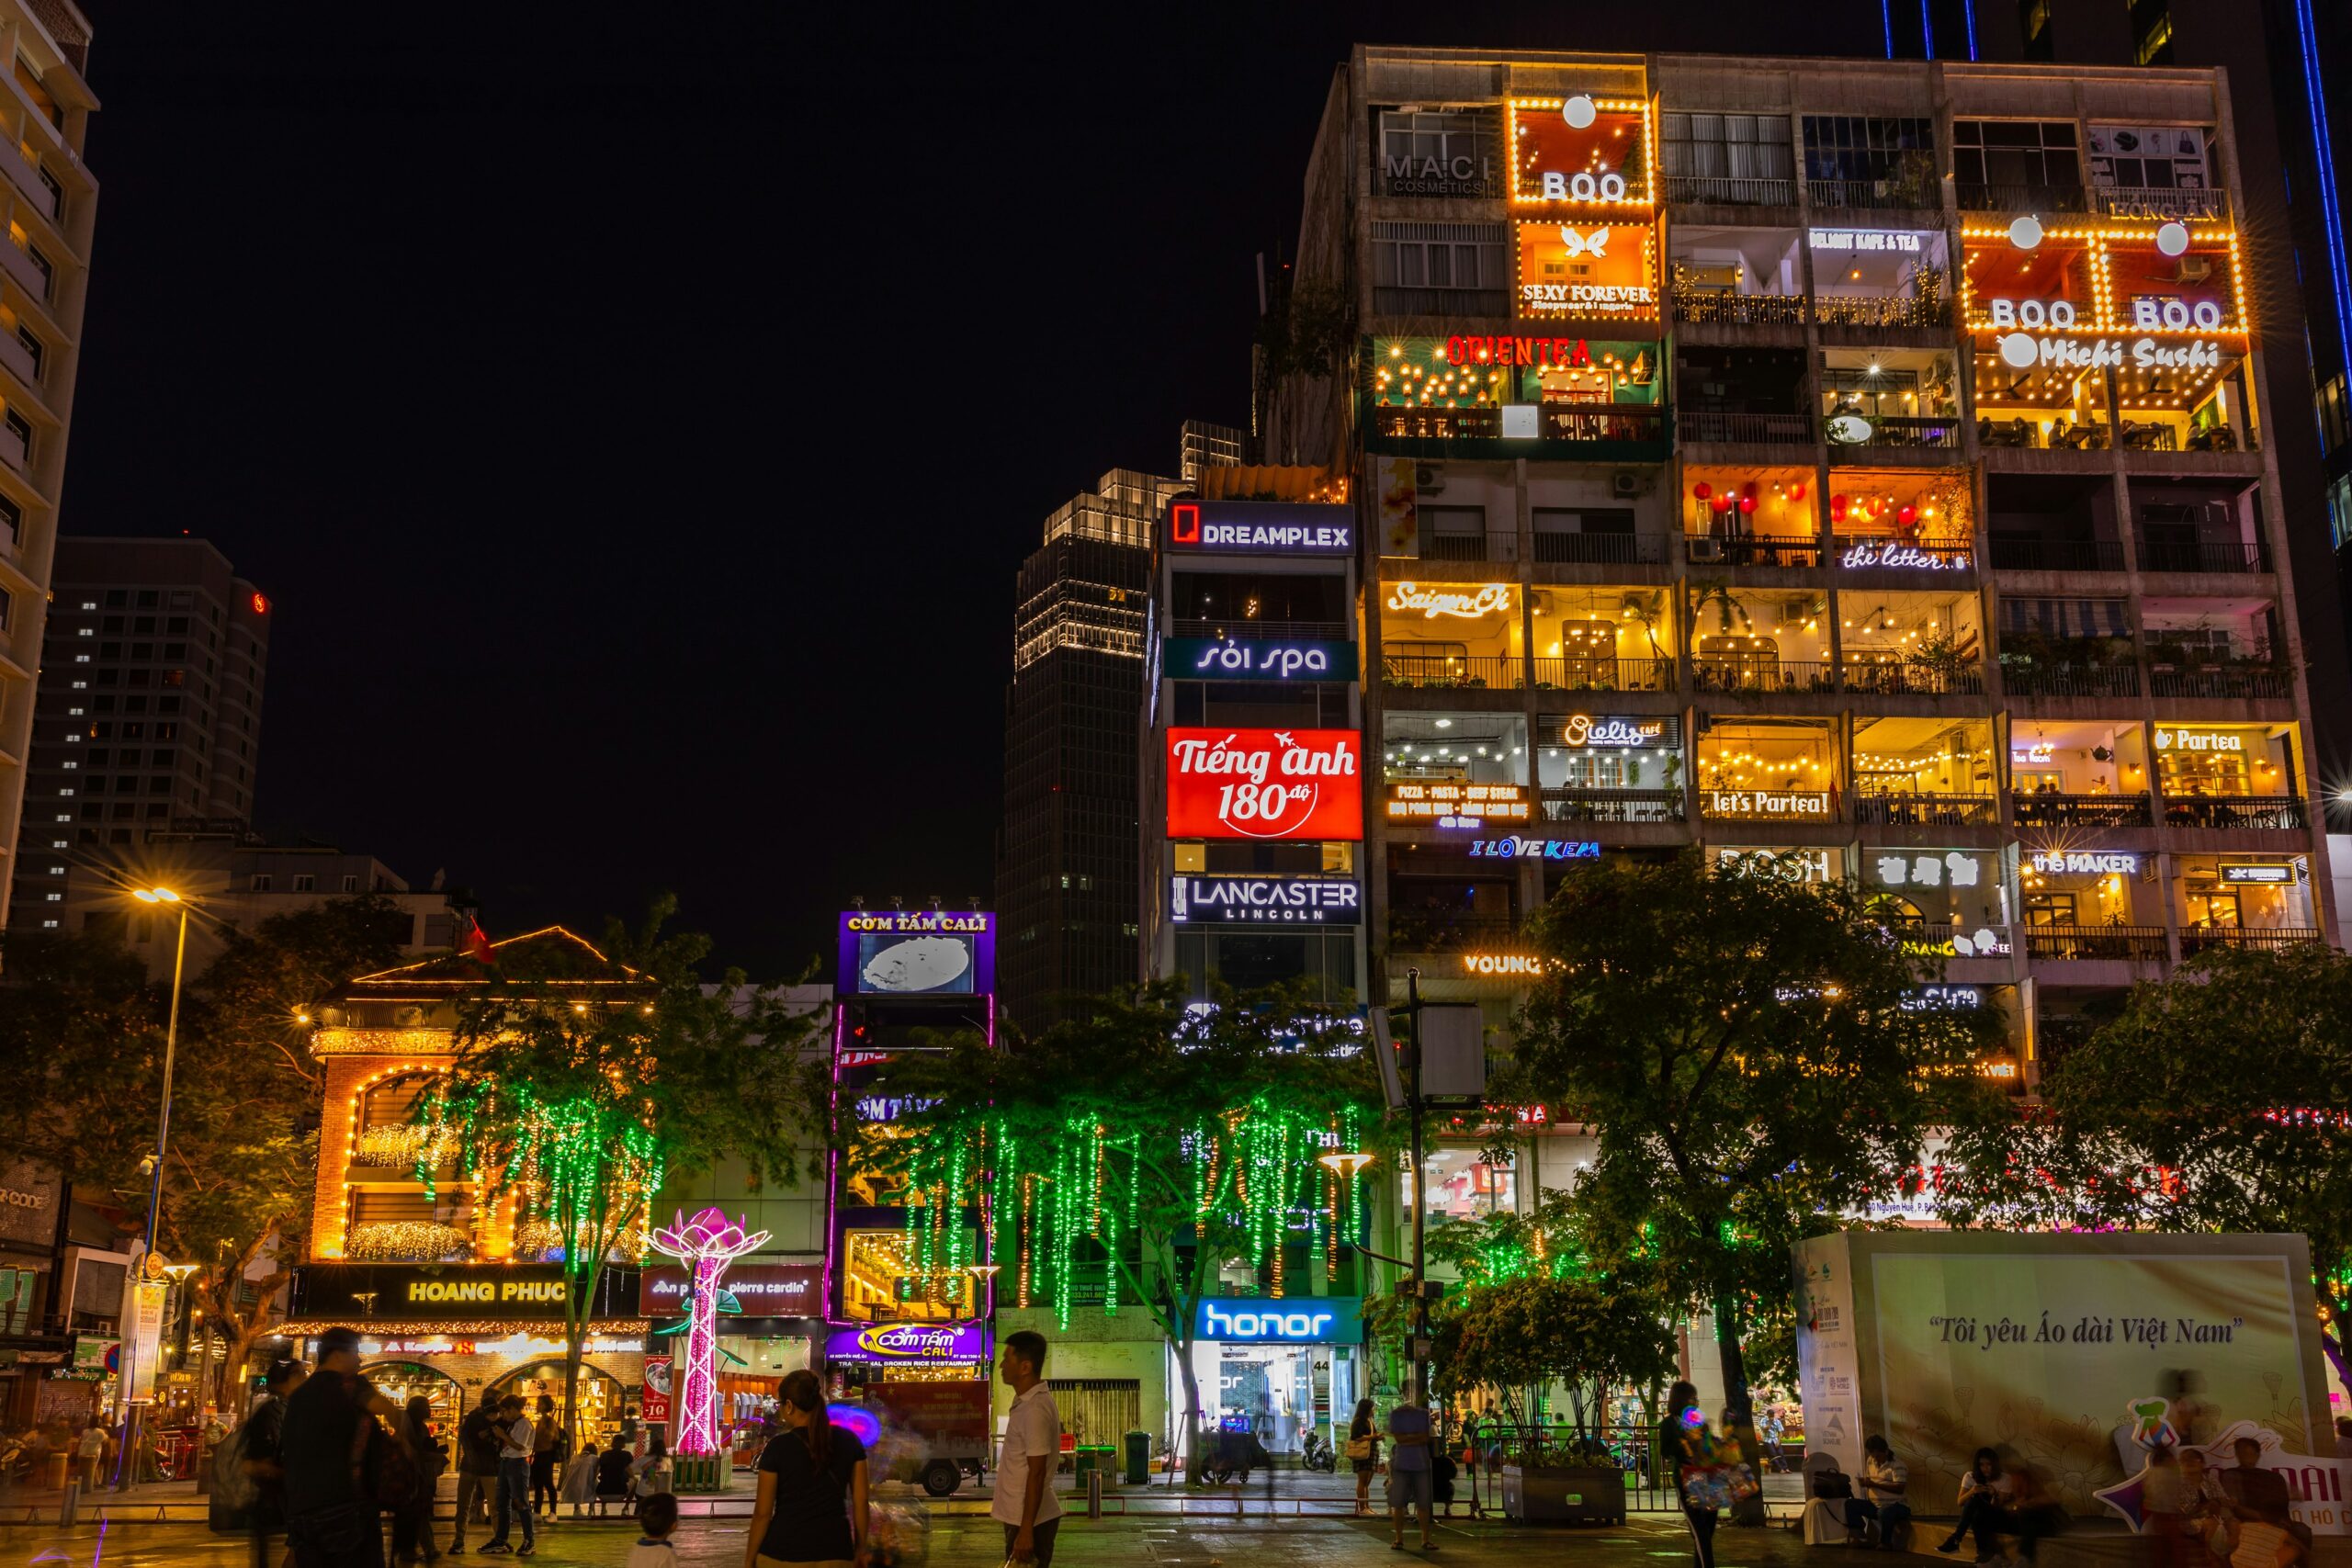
(1165, 728), (1363, 841)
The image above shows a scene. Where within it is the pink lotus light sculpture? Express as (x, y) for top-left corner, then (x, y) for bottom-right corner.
(650, 1206), (771, 1457)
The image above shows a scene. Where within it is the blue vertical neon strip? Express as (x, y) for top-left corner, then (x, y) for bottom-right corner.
(1883, 0), (1895, 58)
(2294, 0), (2352, 380)
(1920, 0), (1936, 58)
(1963, 0), (1980, 59)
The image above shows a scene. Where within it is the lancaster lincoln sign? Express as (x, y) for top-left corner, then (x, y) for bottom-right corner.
(1170, 874), (1363, 926)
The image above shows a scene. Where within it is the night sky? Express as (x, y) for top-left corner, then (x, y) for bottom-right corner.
(62, 3), (1894, 976)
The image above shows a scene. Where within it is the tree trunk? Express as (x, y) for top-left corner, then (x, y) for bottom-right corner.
(1712, 1292), (1768, 1527)
(1170, 1327), (1204, 1484)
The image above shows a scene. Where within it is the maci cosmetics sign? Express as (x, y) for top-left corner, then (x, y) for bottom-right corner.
(1165, 728), (1363, 840)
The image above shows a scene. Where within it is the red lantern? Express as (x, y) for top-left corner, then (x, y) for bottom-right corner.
(1898, 504), (1917, 525)
(1737, 495), (1757, 513)
(1711, 492), (1735, 513)
(1741, 479), (1758, 498)
(1691, 481), (1713, 501)
(1788, 481), (1807, 502)
(1830, 492), (1849, 522)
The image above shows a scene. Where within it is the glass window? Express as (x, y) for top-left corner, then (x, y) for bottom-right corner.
(1951, 120), (2080, 188)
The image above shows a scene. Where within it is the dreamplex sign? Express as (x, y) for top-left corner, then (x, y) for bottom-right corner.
(1168, 501), (1354, 557)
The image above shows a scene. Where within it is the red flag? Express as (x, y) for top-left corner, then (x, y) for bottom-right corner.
(464, 916), (495, 964)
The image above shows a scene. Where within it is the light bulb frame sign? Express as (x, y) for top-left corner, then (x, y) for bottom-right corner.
(1514, 220), (1658, 318)
(1165, 728), (1363, 840)
(1506, 96), (1656, 207)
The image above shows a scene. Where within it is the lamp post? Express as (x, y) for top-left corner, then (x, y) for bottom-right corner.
(117, 887), (190, 1488)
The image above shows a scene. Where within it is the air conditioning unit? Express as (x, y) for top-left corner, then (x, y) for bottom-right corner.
(1611, 469), (1653, 498)
(1415, 463), (1446, 491)
(2177, 258), (2212, 283)
(1689, 536), (1724, 563)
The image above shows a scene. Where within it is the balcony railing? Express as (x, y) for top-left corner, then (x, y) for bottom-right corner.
(1420, 534), (1494, 561)
(2139, 539), (2267, 574)
(2148, 666), (2293, 700)
(2161, 795), (2308, 830)
(1679, 409), (1815, 444)
(1170, 617), (1351, 642)
(1808, 171), (1939, 209)
(1690, 659), (1836, 694)
(1388, 912), (1521, 953)
(1833, 535), (1975, 572)
(1842, 660), (1987, 696)
(2096, 185), (2228, 221)
(1988, 537), (2125, 572)
(1667, 174), (1799, 207)
(1381, 653), (1522, 691)
(1532, 531), (1667, 566)
(1811, 292), (1954, 330)
(1540, 403), (1668, 443)
(1541, 787), (1687, 824)
(1685, 532), (1821, 569)
(1853, 792), (1999, 826)
(1979, 417), (2112, 452)
(2026, 923), (2167, 962)
(1530, 656), (1676, 693)
(1700, 784), (1840, 822)
(2178, 925), (2320, 954)
(2002, 664), (2141, 699)
(1827, 412), (1964, 450)
(2013, 790), (2154, 828)
(1671, 288), (1806, 327)
(1371, 286), (1512, 319)
(1955, 181), (2089, 214)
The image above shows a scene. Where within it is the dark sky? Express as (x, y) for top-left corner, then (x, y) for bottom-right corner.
(62, 3), (1894, 977)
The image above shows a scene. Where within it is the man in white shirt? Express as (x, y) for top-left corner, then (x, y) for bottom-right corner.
(483, 1393), (537, 1554)
(1852, 1434), (1911, 1550)
(994, 1331), (1063, 1567)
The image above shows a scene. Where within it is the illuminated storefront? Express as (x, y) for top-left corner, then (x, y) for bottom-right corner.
(1377, 579), (1522, 692)
(1177, 1295), (1364, 1462)
(1366, 335), (1663, 447)
(1696, 720), (1839, 823)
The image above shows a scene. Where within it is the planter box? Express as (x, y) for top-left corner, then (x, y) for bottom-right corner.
(1500, 1462), (1626, 1525)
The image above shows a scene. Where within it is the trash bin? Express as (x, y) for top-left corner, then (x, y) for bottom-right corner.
(1124, 1430), (1150, 1486)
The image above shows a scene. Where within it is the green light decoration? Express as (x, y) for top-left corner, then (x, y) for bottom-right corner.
(416, 1080), (663, 1270)
(890, 1092), (1365, 1331)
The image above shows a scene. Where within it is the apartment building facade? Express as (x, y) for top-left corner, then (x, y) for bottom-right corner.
(1261, 46), (2331, 1080)
(0, 1), (95, 932)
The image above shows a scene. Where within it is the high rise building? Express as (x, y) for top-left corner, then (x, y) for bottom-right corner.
(1178, 420), (1246, 483)
(1250, 43), (2335, 1086)
(997, 468), (1177, 1026)
(0, 3), (96, 935)
(9, 537), (269, 931)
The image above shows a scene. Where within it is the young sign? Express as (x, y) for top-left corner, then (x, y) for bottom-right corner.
(1165, 728), (1363, 840)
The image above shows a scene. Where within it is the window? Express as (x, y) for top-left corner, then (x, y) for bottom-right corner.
(250, 874), (272, 892)
(1376, 109), (1500, 197)
(342, 874), (359, 893)
(1660, 113), (1793, 184)
(291, 874), (315, 893)
(1369, 220), (1509, 315)
(15, 325), (40, 378)
(24, 243), (50, 299)
(2327, 473), (2352, 550)
(0, 491), (17, 547)
(136, 591), (157, 608)
(1419, 504), (1488, 561)
(1952, 120), (2080, 192)
(2087, 125), (2209, 192)
(5, 406), (31, 457)
(1803, 116), (1935, 203)
(34, 165), (60, 220)
(132, 616), (153, 634)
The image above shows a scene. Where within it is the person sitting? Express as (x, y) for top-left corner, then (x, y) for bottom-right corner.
(594, 1439), (635, 1517)
(2002, 1461), (2069, 1562)
(2221, 1439), (2290, 1525)
(1847, 1435), (1912, 1550)
(1939, 1448), (2013, 1560)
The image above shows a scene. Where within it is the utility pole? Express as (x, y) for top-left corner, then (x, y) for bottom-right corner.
(1406, 967), (1427, 1403)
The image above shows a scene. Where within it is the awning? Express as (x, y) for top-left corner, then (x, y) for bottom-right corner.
(1999, 597), (2129, 637)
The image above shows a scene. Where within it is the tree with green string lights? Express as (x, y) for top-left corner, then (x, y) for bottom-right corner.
(1491, 852), (2003, 1519)
(413, 899), (829, 1451)
(840, 981), (1387, 1480)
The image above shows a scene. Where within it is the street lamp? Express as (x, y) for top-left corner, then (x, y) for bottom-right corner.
(117, 886), (192, 1487)
(1316, 1149), (1375, 1182)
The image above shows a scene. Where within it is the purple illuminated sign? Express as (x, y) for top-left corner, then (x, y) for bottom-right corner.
(836, 910), (996, 997)
(822, 1319), (991, 1364)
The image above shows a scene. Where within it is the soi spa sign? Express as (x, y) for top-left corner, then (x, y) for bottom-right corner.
(1165, 728), (1364, 841)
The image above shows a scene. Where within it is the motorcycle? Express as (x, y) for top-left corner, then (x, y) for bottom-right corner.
(1300, 1430), (1337, 1472)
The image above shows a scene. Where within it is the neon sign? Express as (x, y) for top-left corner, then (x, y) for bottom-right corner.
(2030, 851), (2140, 875)
(1385, 581), (1514, 619)
(1167, 500), (1355, 557)
(1996, 333), (2223, 371)
(2153, 728), (2246, 752)
(1559, 714), (1665, 748)
(1385, 781), (1531, 824)
(1444, 334), (1591, 367)
(1811, 229), (1925, 253)
(1461, 953), (1545, 976)
(1467, 837), (1599, 860)
(1195, 1296), (1360, 1343)
(1170, 874), (1363, 925)
(1163, 637), (1355, 682)
(1841, 540), (1970, 570)
(2219, 863), (2295, 886)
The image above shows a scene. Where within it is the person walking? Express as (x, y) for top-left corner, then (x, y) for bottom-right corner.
(993, 1330), (1062, 1568)
(1348, 1396), (1382, 1517)
(235, 1359), (305, 1568)
(390, 1396), (444, 1566)
(743, 1369), (868, 1568)
(280, 1326), (402, 1568)
(527, 1397), (559, 1520)
(1385, 1382), (1435, 1551)
(480, 1394), (535, 1556)
(447, 1391), (503, 1555)
(74, 1421), (103, 1489)
(1663, 1382), (1717, 1568)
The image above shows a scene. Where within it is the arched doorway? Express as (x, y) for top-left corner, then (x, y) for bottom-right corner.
(487, 1361), (628, 1447)
(365, 1360), (463, 1429)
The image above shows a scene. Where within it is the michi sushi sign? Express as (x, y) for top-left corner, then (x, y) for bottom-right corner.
(837, 909), (997, 997)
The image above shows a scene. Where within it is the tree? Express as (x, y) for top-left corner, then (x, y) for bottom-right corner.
(416, 898), (827, 1451)
(1935, 943), (2352, 1388)
(1491, 852), (2001, 1479)
(842, 983), (1385, 1478)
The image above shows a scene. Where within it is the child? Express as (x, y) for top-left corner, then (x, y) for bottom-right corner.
(594, 1437), (636, 1517)
(625, 1492), (679, 1568)
(629, 1433), (672, 1505)
(561, 1437), (600, 1517)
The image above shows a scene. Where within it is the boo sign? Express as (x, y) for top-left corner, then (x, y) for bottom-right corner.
(1165, 728), (1363, 841)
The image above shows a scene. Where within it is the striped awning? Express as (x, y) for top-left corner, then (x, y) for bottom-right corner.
(1999, 597), (2130, 637)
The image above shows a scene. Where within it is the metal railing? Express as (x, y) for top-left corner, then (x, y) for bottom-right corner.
(1666, 174), (1799, 207)
(2027, 923), (2167, 962)
(2149, 667), (2293, 700)
(1679, 409), (1814, 444)
(1420, 534), (1493, 561)
(1988, 537), (2124, 571)
(1169, 618), (1351, 641)
(2161, 795), (2309, 830)
(1808, 169), (1939, 209)
(1540, 402), (1667, 443)
(1670, 288), (1806, 327)
(1978, 417), (2112, 451)
(1540, 787), (1687, 824)
(1956, 181), (2089, 213)
(1841, 660), (1986, 695)
(1381, 653), (1522, 691)
(1388, 912), (1521, 953)
(2179, 926), (2321, 954)
(1529, 656), (1676, 693)
(1532, 532), (1667, 565)
(2139, 539), (2267, 574)
(1854, 793), (1999, 826)
(2012, 790), (2154, 828)
(1810, 292), (1954, 330)
(2002, 663), (2142, 699)
(1685, 532), (1822, 568)
(2096, 185), (2228, 220)
(1690, 659), (1837, 694)
(1828, 412), (1963, 449)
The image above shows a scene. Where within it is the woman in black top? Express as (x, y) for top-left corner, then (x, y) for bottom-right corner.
(1662, 1381), (1716, 1568)
(391, 1394), (446, 1565)
(1348, 1396), (1381, 1517)
(745, 1370), (868, 1568)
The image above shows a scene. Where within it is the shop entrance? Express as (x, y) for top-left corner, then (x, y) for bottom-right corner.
(1049, 1378), (1141, 1450)
(1176, 1341), (1357, 1460)
(366, 1361), (463, 1427)
(488, 1362), (627, 1446)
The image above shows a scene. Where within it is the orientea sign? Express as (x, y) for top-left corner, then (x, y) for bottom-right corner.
(1165, 728), (1363, 841)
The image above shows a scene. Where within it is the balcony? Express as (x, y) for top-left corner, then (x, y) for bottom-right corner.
(2012, 790), (2154, 829)
(1686, 533), (1821, 569)
(1811, 293), (1954, 331)
(1842, 660), (1987, 696)
(1679, 410), (1814, 445)
(1854, 793), (1999, 827)
(2178, 925), (2321, 954)
(0, 422), (27, 474)
(1955, 181), (2089, 214)
(1388, 911), (1521, 953)
(2026, 923), (2166, 962)
(0, 330), (38, 389)
(1367, 400), (1668, 458)
(1170, 617), (1351, 642)
(1979, 417), (2111, 452)
(1381, 652), (1521, 691)
(1372, 286), (1511, 319)
(2160, 795), (2308, 831)
(2003, 664), (2141, 699)
(0, 140), (58, 222)
(1832, 536), (1975, 573)
(1540, 787), (1687, 824)
(1666, 174), (1798, 207)
(1988, 537), (2124, 572)
(2148, 666), (2292, 700)
(1826, 412), (1964, 452)
(1529, 655), (1675, 693)
(1532, 532), (1667, 566)
(1700, 785), (1840, 823)
(1419, 533), (1494, 562)
(1690, 659), (1836, 694)
(1671, 288), (1806, 328)
(1807, 175), (1937, 210)
(2119, 420), (2254, 455)
(0, 234), (48, 303)
(2095, 186), (2228, 221)
(2139, 539), (2267, 575)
